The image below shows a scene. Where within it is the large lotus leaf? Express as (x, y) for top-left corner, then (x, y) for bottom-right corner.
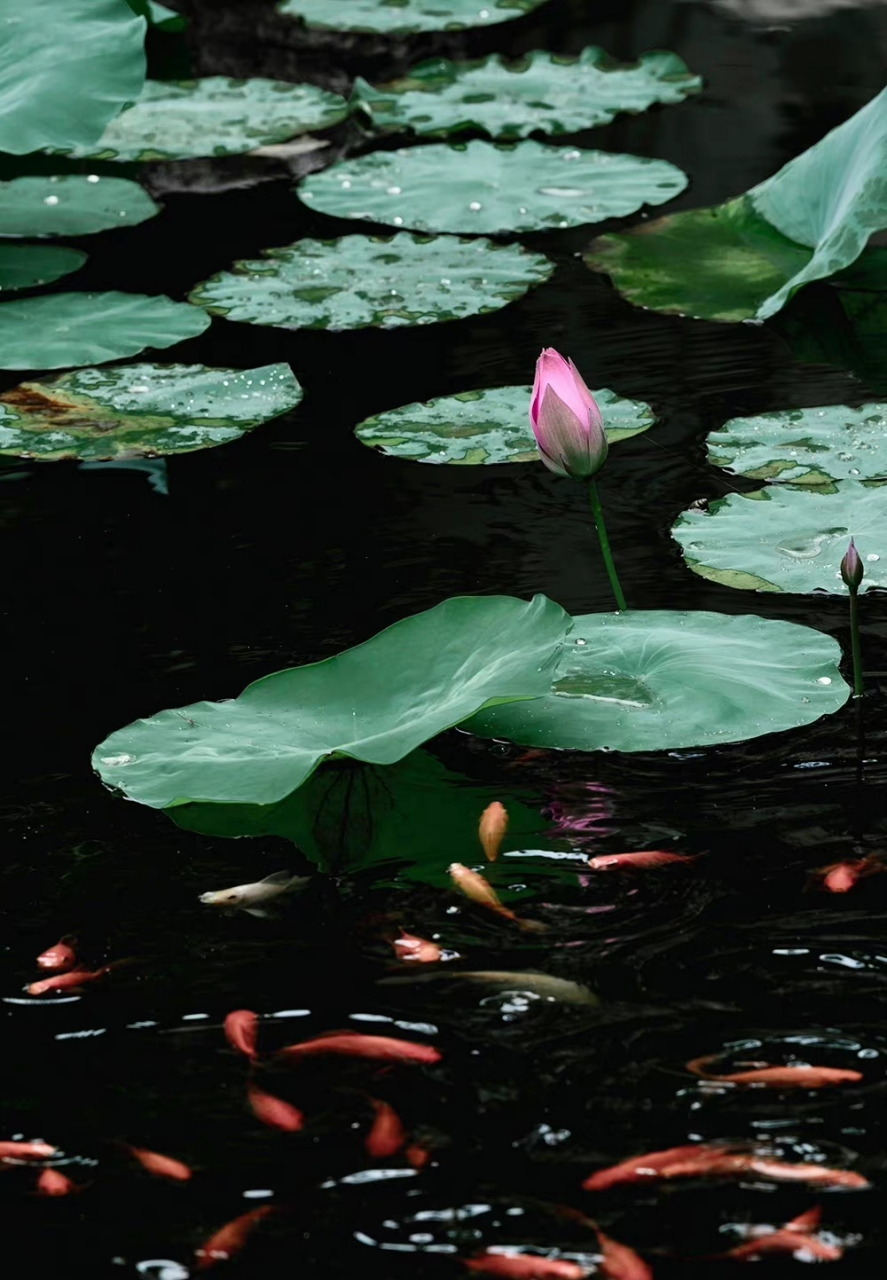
(54, 77), (349, 162)
(0, 292), (211, 370)
(586, 86), (887, 321)
(93, 594), (572, 808)
(707, 404), (887, 485)
(673, 483), (886, 594)
(298, 140), (688, 234)
(353, 48), (702, 140)
(463, 611), (850, 752)
(0, 362), (301, 461)
(189, 234), (553, 331)
(170, 749), (554, 886)
(0, 244), (87, 291)
(0, 0), (146, 156)
(354, 384), (655, 465)
(276, 0), (549, 35)
(0, 176), (160, 238)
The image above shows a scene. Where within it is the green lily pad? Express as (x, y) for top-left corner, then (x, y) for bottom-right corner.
(277, 0), (549, 35)
(299, 139), (688, 234)
(586, 86), (887, 321)
(354, 48), (702, 140)
(0, 362), (301, 461)
(463, 610), (850, 752)
(354, 384), (655, 465)
(0, 292), (211, 370)
(147, 1), (187, 29)
(93, 594), (572, 808)
(189, 233), (553, 330)
(54, 77), (349, 162)
(673, 483), (886, 594)
(707, 404), (887, 485)
(0, 176), (160, 238)
(0, 244), (87, 291)
(0, 0), (146, 156)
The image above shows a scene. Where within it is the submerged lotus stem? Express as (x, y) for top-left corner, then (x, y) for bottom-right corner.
(588, 479), (626, 612)
(840, 538), (864, 697)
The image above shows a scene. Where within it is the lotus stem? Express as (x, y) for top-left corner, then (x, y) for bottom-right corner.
(849, 588), (864, 697)
(588, 480), (626, 612)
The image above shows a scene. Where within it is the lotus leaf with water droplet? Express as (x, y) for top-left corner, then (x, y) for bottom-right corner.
(707, 403), (887, 485)
(0, 176), (160, 238)
(276, 0), (549, 35)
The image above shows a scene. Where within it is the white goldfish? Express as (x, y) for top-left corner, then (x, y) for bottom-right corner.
(199, 870), (308, 916)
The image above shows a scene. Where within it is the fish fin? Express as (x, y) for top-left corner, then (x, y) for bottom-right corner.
(516, 917), (549, 934)
(243, 907), (273, 918)
(260, 870), (294, 885)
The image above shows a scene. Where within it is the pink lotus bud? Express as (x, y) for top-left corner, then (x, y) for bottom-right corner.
(840, 538), (864, 591)
(530, 348), (608, 481)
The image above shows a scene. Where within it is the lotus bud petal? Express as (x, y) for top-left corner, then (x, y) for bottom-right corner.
(840, 538), (864, 591)
(530, 348), (607, 481)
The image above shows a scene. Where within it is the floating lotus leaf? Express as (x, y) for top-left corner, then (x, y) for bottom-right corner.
(353, 48), (702, 139)
(463, 611), (850, 752)
(189, 234), (553, 330)
(587, 86), (887, 321)
(707, 404), (887, 485)
(299, 140), (688, 234)
(0, 362), (301, 461)
(146, 1), (187, 29)
(673, 483), (886, 594)
(0, 176), (160, 238)
(0, 244), (87, 291)
(93, 594), (572, 808)
(276, 0), (549, 35)
(0, 292), (211, 370)
(54, 77), (349, 162)
(354, 384), (655, 465)
(0, 0), (146, 155)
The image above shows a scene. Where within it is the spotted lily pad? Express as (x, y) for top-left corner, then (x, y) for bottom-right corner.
(353, 48), (702, 139)
(299, 140), (688, 234)
(587, 86), (887, 321)
(0, 0), (146, 156)
(0, 244), (87, 291)
(463, 610), (850, 752)
(276, 0), (549, 35)
(673, 483), (886, 594)
(354, 384), (655, 464)
(93, 594), (572, 807)
(0, 362), (301, 460)
(189, 234), (553, 330)
(53, 77), (349, 162)
(0, 292), (211, 370)
(0, 176), (160, 237)
(707, 404), (887, 485)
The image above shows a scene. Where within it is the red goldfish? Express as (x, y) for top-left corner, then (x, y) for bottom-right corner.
(583, 1144), (735, 1190)
(587, 851), (695, 871)
(686, 1055), (863, 1088)
(393, 931), (443, 963)
(247, 1084), (303, 1132)
(195, 1205), (275, 1270)
(719, 1206), (842, 1262)
(738, 1158), (868, 1189)
(365, 1098), (408, 1158)
(0, 1140), (56, 1161)
(595, 1229), (652, 1280)
(449, 863), (547, 933)
(463, 1252), (585, 1279)
(127, 1146), (192, 1181)
(479, 802), (509, 862)
(277, 1033), (441, 1065)
(224, 1009), (259, 1061)
(36, 936), (77, 972)
(815, 855), (885, 893)
(26, 967), (109, 996)
(36, 1168), (79, 1196)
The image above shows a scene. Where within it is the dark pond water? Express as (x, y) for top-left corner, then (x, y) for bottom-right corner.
(1, 0), (885, 1276)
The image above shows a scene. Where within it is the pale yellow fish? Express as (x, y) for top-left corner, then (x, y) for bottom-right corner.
(448, 863), (547, 933)
(478, 801), (509, 862)
(199, 870), (309, 916)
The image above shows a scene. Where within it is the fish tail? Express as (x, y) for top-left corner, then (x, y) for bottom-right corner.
(516, 916), (550, 934)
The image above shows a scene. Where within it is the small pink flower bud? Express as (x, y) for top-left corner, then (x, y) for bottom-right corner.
(529, 348), (608, 481)
(840, 538), (864, 591)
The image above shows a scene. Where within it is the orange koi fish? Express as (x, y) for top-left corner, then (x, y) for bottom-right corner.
(449, 863), (547, 933)
(224, 1009), (259, 1061)
(393, 931), (443, 964)
(247, 1084), (303, 1133)
(0, 1140), (57, 1161)
(686, 1056), (863, 1088)
(36, 1168), (79, 1196)
(463, 1253), (585, 1279)
(583, 1144), (735, 1190)
(277, 1033), (441, 1065)
(595, 1229), (652, 1280)
(479, 802), (509, 862)
(815, 855), (886, 893)
(195, 1205), (275, 1270)
(587, 851), (695, 871)
(36, 936), (77, 972)
(365, 1098), (408, 1159)
(127, 1146), (192, 1181)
